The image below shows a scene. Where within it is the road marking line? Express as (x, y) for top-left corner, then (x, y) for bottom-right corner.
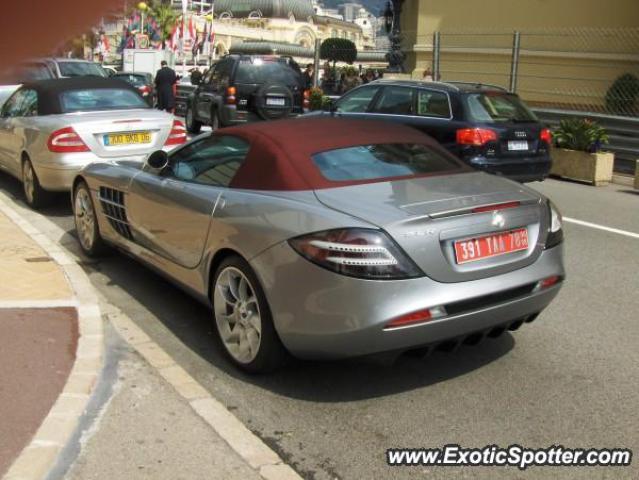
(564, 217), (639, 239)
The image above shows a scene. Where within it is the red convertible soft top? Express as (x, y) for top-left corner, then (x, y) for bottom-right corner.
(223, 117), (464, 191)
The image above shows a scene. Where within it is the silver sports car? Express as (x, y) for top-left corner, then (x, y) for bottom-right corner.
(72, 117), (565, 372)
(0, 77), (185, 208)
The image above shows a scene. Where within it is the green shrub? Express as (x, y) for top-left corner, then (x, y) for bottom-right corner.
(308, 87), (324, 111)
(553, 118), (609, 153)
(320, 38), (357, 66)
(605, 73), (639, 116)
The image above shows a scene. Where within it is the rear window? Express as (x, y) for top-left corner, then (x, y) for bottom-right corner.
(58, 62), (108, 78)
(1, 63), (53, 83)
(60, 88), (149, 113)
(114, 74), (148, 86)
(311, 144), (463, 182)
(235, 59), (302, 86)
(464, 93), (537, 123)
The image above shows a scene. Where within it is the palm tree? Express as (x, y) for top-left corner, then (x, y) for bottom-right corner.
(149, 0), (179, 49)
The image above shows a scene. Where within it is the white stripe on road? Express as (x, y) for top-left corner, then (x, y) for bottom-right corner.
(564, 217), (639, 240)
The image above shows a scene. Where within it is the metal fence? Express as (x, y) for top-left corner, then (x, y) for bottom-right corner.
(428, 28), (639, 117)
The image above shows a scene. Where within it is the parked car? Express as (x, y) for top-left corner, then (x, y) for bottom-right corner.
(71, 117), (565, 373)
(112, 72), (155, 106)
(185, 54), (309, 133)
(0, 77), (185, 209)
(0, 85), (20, 108)
(1, 58), (108, 83)
(310, 80), (553, 183)
(102, 66), (119, 77)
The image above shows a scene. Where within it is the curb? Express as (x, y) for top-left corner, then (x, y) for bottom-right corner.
(107, 309), (302, 480)
(0, 196), (104, 480)
(0, 191), (302, 480)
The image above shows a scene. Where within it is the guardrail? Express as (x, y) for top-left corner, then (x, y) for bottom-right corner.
(533, 109), (639, 175)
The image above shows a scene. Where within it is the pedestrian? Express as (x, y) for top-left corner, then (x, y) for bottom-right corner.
(423, 67), (433, 81)
(342, 69), (361, 93)
(155, 60), (177, 113)
(337, 72), (347, 94)
(302, 63), (314, 89)
(364, 70), (375, 84)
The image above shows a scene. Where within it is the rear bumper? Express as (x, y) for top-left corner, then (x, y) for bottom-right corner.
(251, 242), (565, 360)
(34, 152), (164, 191)
(467, 155), (552, 182)
(220, 105), (305, 126)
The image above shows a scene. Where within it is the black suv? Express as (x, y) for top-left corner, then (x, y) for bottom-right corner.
(185, 55), (308, 133)
(311, 80), (552, 182)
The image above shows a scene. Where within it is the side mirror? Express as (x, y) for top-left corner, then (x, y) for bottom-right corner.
(146, 150), (169, 171)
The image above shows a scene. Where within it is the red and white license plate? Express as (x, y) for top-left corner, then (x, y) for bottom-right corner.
(454, 228), (529, 264)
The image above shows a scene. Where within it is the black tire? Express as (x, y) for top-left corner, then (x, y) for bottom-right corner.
(22, 158), (50, 209)
(73, 181), (108, 257)
(211, 255), (288, 373)
(185, 104), (202, 134)
(211, 108), (221, 131)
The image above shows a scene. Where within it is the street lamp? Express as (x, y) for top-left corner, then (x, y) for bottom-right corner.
(383, 0), (405, 73)
(138, 2), (148, 38)
(205, 13), (214, 63)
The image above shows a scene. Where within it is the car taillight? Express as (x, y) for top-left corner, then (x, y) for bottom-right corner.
(303, 89), (310, 109)
(533, 275), (562, 292)
(472, 201), (521, 213)
(288, 228), (423, 280)
(384, 306), (447, 330)
(456, 128), (498, 146)
(164, 120), (186, 146)
(226, 86), (236, 105)
(540, 128), (552, 144)
(139, 85), (151, 96)
(47, 127), (89, 153)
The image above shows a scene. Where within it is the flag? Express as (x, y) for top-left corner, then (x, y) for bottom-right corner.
(98, 34), (111, 55)
(188, 17), (195, 43)
(168, 24), (180, 52)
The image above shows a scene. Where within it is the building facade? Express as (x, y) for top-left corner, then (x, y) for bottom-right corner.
(401, 0), (639, 111)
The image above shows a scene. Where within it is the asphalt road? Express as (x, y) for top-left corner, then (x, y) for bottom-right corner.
(1, 174), (637, 480)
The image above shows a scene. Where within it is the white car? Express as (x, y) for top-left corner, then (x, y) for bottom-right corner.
(0, 77), (185, 208)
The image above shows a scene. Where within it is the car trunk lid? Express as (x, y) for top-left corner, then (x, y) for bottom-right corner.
(314, 172), (547, 282)
(59, 109), (174, 158)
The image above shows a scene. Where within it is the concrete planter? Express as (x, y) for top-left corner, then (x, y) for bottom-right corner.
(550, 148), (615, 186)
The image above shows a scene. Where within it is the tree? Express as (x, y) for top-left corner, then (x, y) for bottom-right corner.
(320, 38), (357, 68)
(149, 1), (179, 49)
(605, 73), (639, 116)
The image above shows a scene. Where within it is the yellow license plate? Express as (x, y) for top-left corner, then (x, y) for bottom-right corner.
(104, 132), (151, 146)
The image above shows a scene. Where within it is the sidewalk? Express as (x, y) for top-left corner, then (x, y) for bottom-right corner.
(0, 211), (77, 477)
(0, 193), (300, 480)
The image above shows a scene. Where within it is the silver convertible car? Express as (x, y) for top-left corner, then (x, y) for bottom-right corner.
(0, 77), (185, 208)
(71, 117), (565, 372)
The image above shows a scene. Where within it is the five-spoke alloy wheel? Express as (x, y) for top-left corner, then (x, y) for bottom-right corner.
(22, 158), (49, 209)
(73, 181), (107, 256)
(212, 256), (286, 372)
